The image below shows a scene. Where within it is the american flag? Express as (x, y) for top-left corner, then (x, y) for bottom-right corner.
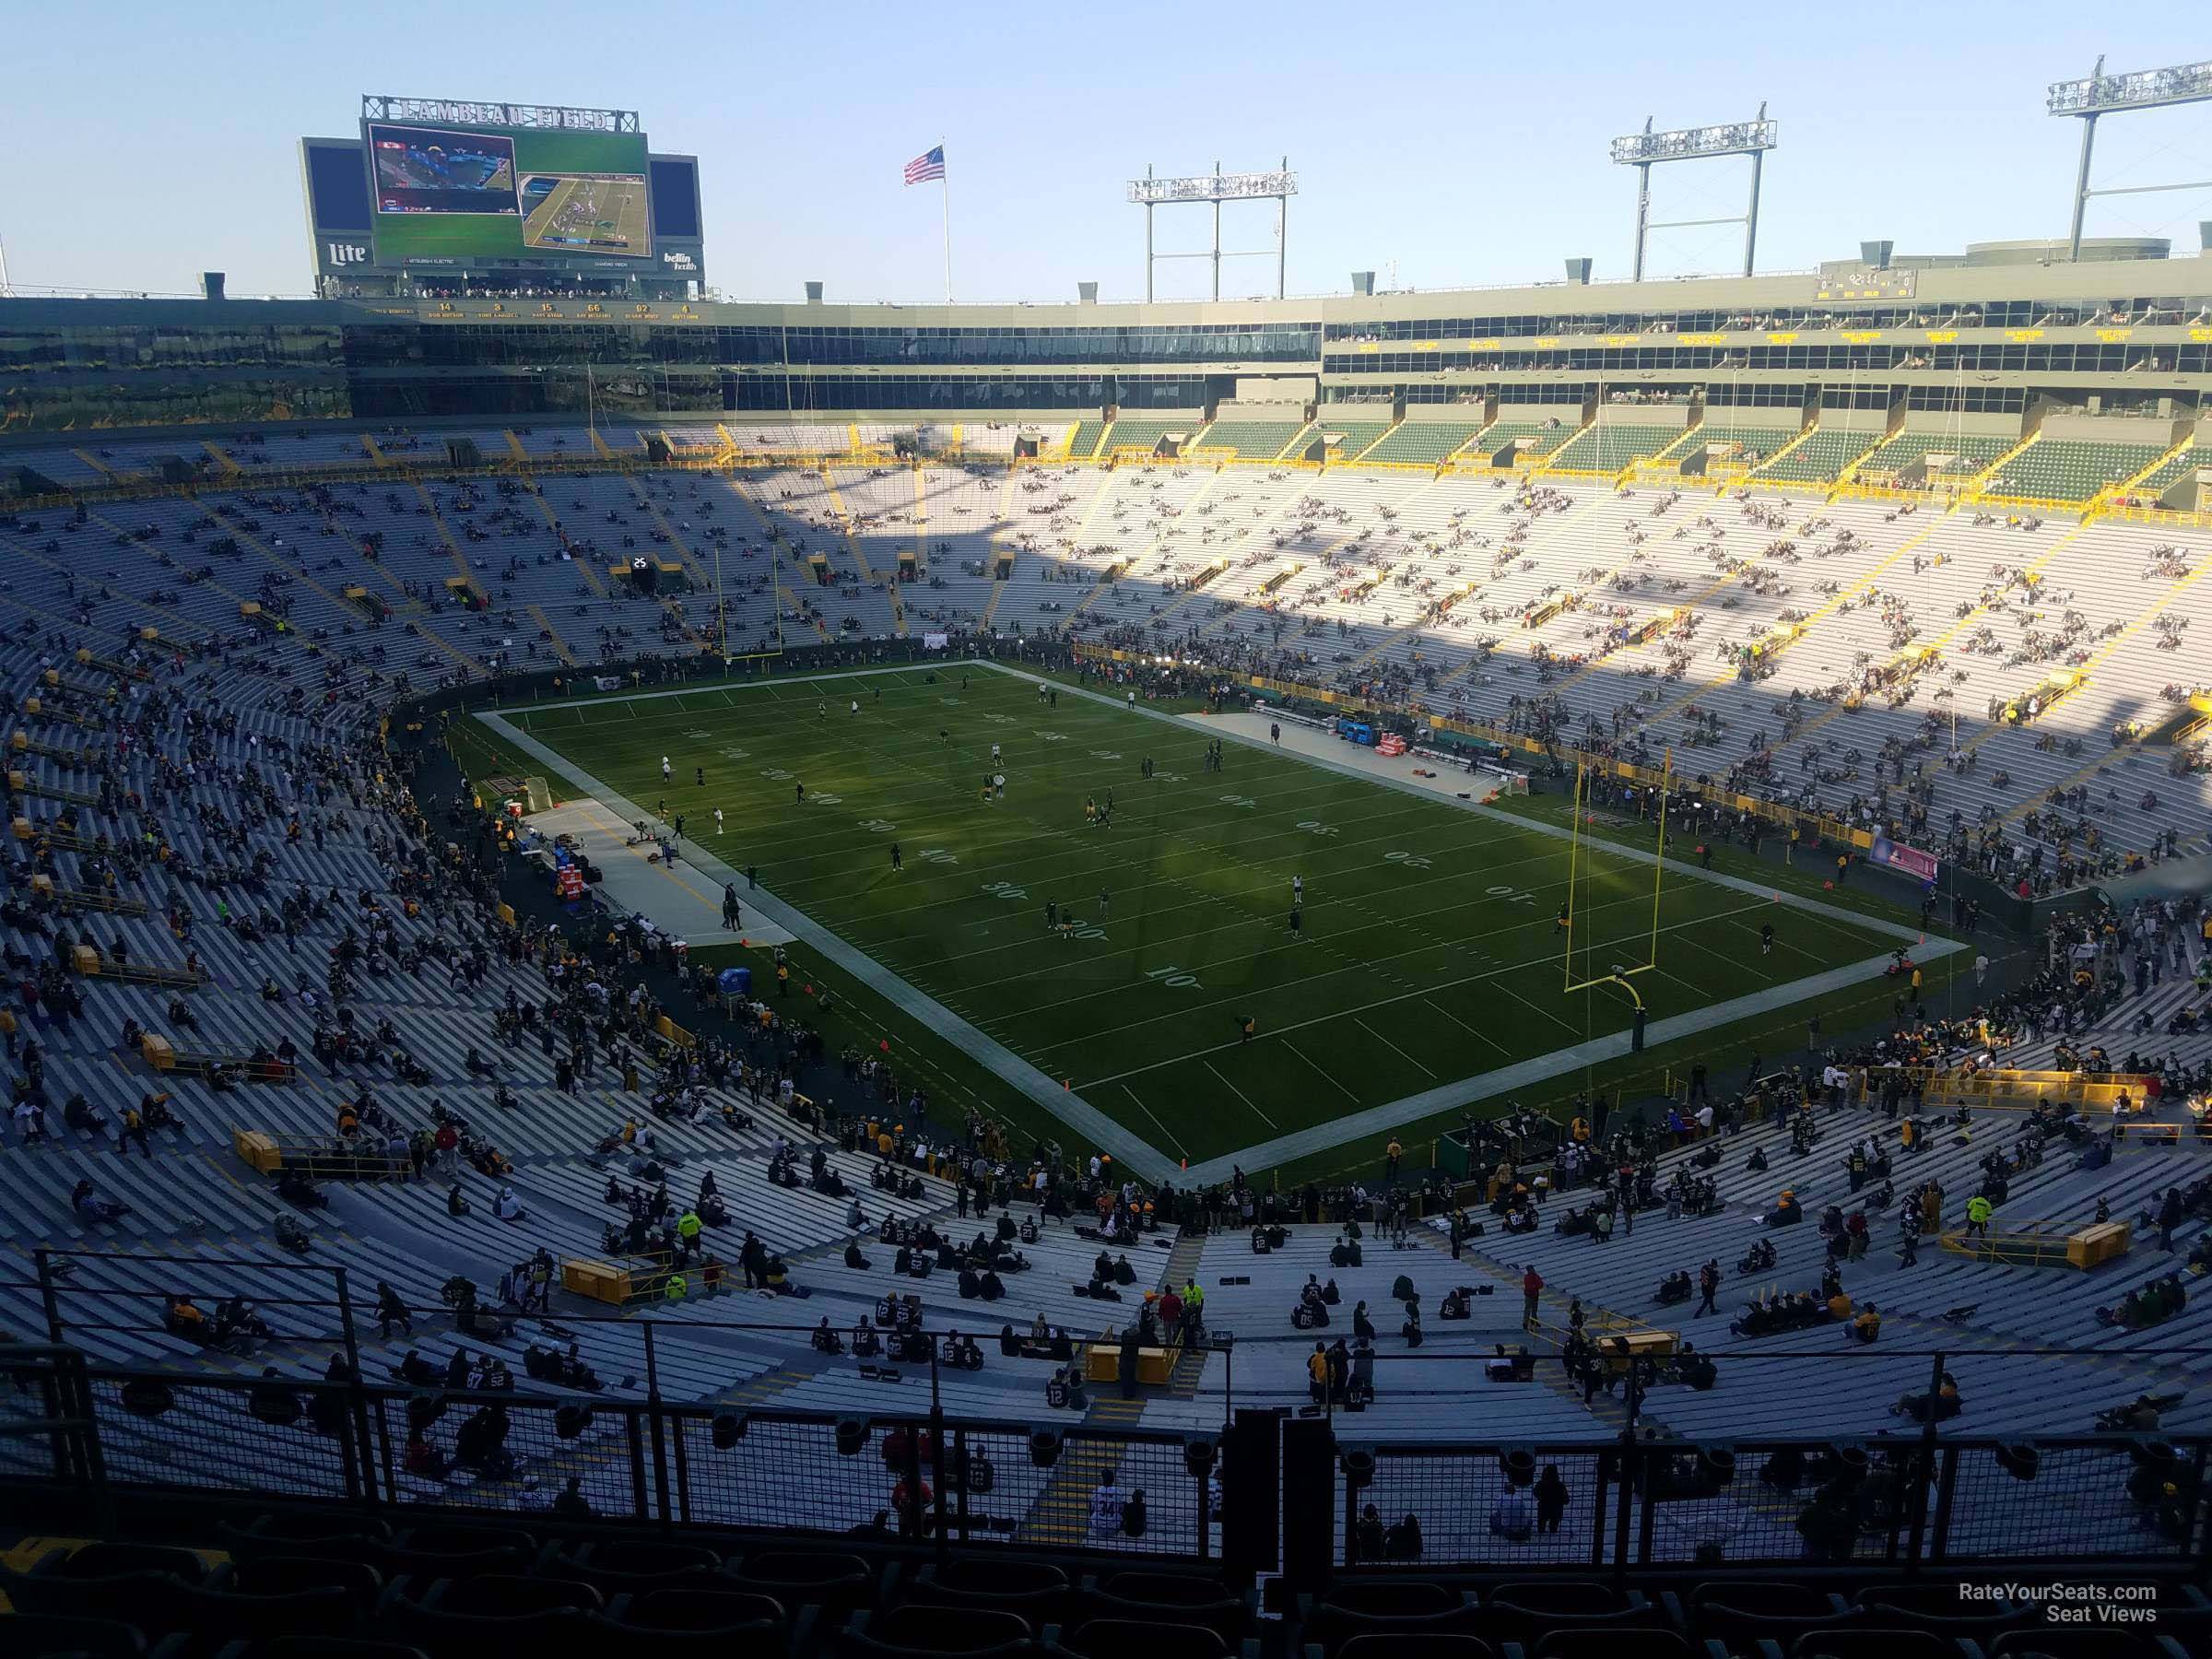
(902, 145), (946, 185)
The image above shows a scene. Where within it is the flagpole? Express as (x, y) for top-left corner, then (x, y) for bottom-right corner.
(939, 139), (952, 302)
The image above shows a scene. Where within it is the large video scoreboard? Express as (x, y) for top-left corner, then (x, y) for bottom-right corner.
(300, 96), (704, 295)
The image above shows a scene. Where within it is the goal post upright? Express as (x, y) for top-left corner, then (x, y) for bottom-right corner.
(1562, 752), (1665, 997)
(1561, 759), (1586, 994)
(1647, 746), (1672, 974)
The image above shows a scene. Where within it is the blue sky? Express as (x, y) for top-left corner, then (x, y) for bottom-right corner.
(6, 5), (2209, 301)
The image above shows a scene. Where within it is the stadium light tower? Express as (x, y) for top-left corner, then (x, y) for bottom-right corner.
(1128, 162), (1298, 301)
(1609, 108), (1779, 280)
(2048, 56), (2212, 261)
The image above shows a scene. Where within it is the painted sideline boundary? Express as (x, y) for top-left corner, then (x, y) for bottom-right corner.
(973, 661), (1967, 1182)
(470, 658), (1963, 1186)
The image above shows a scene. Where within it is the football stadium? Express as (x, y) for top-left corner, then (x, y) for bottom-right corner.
(4, 57), (2212, 1658)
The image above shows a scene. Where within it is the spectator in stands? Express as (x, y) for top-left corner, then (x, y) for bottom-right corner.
(373, 1281), (412, 1340)
(1489, 1485), (1535, 1542)
(1535, 1465), (1570, 1534)
(1964, 1193), (1994, 1240)
(553, 1477), (594, 1520)
(405, 1427), (450, 1481)
(163, 1293), (207, 1341)
(71, 1180), (130, 1223)
(454, 1403), (516, 1478)
(1892, 1371), (1962, 1422)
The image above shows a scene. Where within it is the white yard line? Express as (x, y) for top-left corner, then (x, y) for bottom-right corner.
(1203, 1060), (1277, 1131)
(1122, 1086), (1189, 1160)
(1284, 1041), (1360, 1101)
(1426, 998), (1506, 1053)
(1357, 1016), (1437, 1077)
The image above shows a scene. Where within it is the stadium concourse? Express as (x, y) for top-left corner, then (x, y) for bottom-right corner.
(1, 414), (2211, 1575)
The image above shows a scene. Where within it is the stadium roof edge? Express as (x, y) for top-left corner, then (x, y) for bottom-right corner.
(6, 271), (2209, 336)
(3, 240), (2206, 331)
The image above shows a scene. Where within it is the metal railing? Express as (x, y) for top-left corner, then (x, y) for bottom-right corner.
(0, 1343), (1208, 1562)
(1339, 1430), (2209, 1570)
(4, 1340), (2206, 1577)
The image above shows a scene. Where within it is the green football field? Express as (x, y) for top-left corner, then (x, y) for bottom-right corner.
(495, 665), (1914, 1167)
(522, 174), (651, 256)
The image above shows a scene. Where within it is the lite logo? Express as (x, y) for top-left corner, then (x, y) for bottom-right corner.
(326, 243), (370, 266)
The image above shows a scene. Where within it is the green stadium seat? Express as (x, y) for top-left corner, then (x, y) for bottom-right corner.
(2120, 442), (2198, 499)
(1753, 427), (1885, 484)
(1100, 417), (1200, 456)
(1361, 420), (1488, 465)
(1855, 430), (2014, 483)
(1312, 422), (1393, 462)
(1189, 421), (1309, 460)
(1983, 438), (2166, 503)
(1540, 423), (1681, 472)
(1669, 425), (1794, 471)
(1474, 419), (1575, 461)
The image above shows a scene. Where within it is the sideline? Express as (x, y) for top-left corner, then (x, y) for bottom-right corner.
(975, 661), (1967, 1182)
(490, 660), (950, 719)
(473, 660), (1965, 1188)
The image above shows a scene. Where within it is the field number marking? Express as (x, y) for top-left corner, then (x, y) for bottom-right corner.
(1146, 964), (1203, 989)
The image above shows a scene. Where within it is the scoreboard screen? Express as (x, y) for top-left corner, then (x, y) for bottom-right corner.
(364, 120), (653, 261)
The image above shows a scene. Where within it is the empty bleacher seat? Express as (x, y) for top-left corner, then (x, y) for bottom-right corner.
(550, 1535), (723, 1595)
(594, 1585), (794, 1646)
(840, 1604), (1034, 1658)
(1335, 1637), (1496, 1659)
(1481, 1583), (1649, 1643)
(1078, 1571), (1253, 1643)
(1783, 1633), (1989, 1659)
(1854, 1583), (2038, 1641)
(388, 1572), (603, 1638)
(905, 1558), (1074, 1623)
(1665, 1580), (1856, 1644)
(1056, 1618), (1244, 1659)
(1301, 1583), (1485, 1654)
(1, 1612), (155, 1659)
(728, 1549), (881, 1618)
(1517, 1632), (1696, 1659)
